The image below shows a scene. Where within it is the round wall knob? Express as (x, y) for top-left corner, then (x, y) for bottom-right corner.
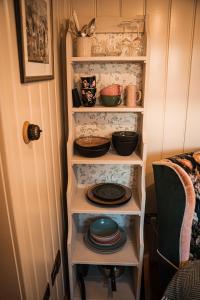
(23, 121), (42, 144)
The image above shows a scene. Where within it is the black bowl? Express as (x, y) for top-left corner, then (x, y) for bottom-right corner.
(112, 132), (139, 156)
(112, 131), (138, 142)
(75, 144), (110, 157)
(75, 136), (110, 150)
(74, 136), (111, 157)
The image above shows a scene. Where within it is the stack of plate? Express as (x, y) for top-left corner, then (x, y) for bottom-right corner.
(84, 217), (127, 254)
(86, 183), (132, 206)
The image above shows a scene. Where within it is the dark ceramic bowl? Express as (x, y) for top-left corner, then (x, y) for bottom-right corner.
(75, 136), (110, 150)
(112, 131), (139, 156)
(74, 136), (111, 157)
(112, 131), (138, 141)
(75, 145), (110, 157)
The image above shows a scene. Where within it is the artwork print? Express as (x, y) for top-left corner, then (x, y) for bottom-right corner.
(14, 0), (54, 82)
(25, 0), (49, 64)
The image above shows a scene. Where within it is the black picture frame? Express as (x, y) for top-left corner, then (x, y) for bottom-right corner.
(14, 0), (54, 83)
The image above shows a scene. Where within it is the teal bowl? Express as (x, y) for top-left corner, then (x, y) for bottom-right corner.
(90, 217), (118, 237)
(101, 95), (122, 107)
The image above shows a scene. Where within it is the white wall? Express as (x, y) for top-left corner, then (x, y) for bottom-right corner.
(0, 0), (70, 299)
(67, 0), (200, 212)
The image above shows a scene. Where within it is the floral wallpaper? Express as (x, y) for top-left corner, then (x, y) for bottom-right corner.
(74, 164), (138, 188)
(73, 62), (143, 105)
(91, 32), (145, 57)
(74, 112), (140, 142)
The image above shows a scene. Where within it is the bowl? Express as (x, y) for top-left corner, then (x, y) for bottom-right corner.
(112, 131), (138, 141)
(112, 131), (139, 156)
(75, 136), (110, 150)
(75, 145), (110, 158)
(90, 217), (118, 237)
(100, 84), (121, 96)
(101, 95), (122, 107)
(74, 136), (111, 157)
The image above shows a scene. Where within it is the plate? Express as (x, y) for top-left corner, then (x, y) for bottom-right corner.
(89, 232), (121, 246)
(92, 183), (126, 200)
(87, 184), (132, 206)
(91, 230), (120, 242)
(84, 228), (127, 254)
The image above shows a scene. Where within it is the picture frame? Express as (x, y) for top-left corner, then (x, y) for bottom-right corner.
(14, 0), (54, 83)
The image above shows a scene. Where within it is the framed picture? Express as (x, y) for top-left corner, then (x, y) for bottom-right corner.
(14, 0), (54, 83)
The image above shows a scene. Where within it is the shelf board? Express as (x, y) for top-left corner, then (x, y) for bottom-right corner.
(72, 105), (144, 113)
(67, 56), (146, 63)
(74, 266), (135, 300)
(72, 152), (143, 165)
(71, 187), (141, 215)
(72, 230), (139, 266)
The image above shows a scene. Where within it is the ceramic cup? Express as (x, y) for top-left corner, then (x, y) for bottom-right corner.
(125, 85), (142, 107)
(100, 84), (122, 96)
(81, 88), (96, 107)
(81, 76), (96, 89)
(76, 37), (93, 57)
(101, 95), (122, 107)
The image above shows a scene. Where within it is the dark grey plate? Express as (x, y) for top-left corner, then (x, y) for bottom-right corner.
(87, 184), (132, 206)
(92, 183), (126, 200)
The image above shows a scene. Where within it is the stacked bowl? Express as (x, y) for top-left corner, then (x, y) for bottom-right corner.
(74, 136), (111, 158)
(84, 217), (127, 254)
(100, 84), (122, 107)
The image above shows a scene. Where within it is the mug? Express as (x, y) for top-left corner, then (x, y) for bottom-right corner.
(125, 85), (142, 107)
(81, 88), (96, 107)
(100, 84), (122, 96)
(81, 76), (96, 89)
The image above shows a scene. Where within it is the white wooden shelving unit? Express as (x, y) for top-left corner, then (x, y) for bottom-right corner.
(66, 17), (148, 300)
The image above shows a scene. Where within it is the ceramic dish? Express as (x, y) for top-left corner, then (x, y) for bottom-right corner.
(112, 131), (139, 156)
(75, 136), (110, 150)
(112, 131), (138, 141)
(92, 183), (126, 201)
(84, 228), (127, 254)
(89, 217), (118, 237)
(89, 233), (121, 246)
(75, 146), (110, 158)
(86, 184), (132, 206)
(74, 136), (111, 158)
(91, 229), (120, 242)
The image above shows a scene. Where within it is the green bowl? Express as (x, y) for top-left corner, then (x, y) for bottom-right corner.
(90, 217), (118, 237)
(101, 95), (122, 107)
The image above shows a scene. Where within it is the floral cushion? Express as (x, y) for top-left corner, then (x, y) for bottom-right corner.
(167, 152), (200, 260)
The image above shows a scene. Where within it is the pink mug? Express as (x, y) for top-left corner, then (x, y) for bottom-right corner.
(100, 84), (122, 96)
(125, 85), (142, 107)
